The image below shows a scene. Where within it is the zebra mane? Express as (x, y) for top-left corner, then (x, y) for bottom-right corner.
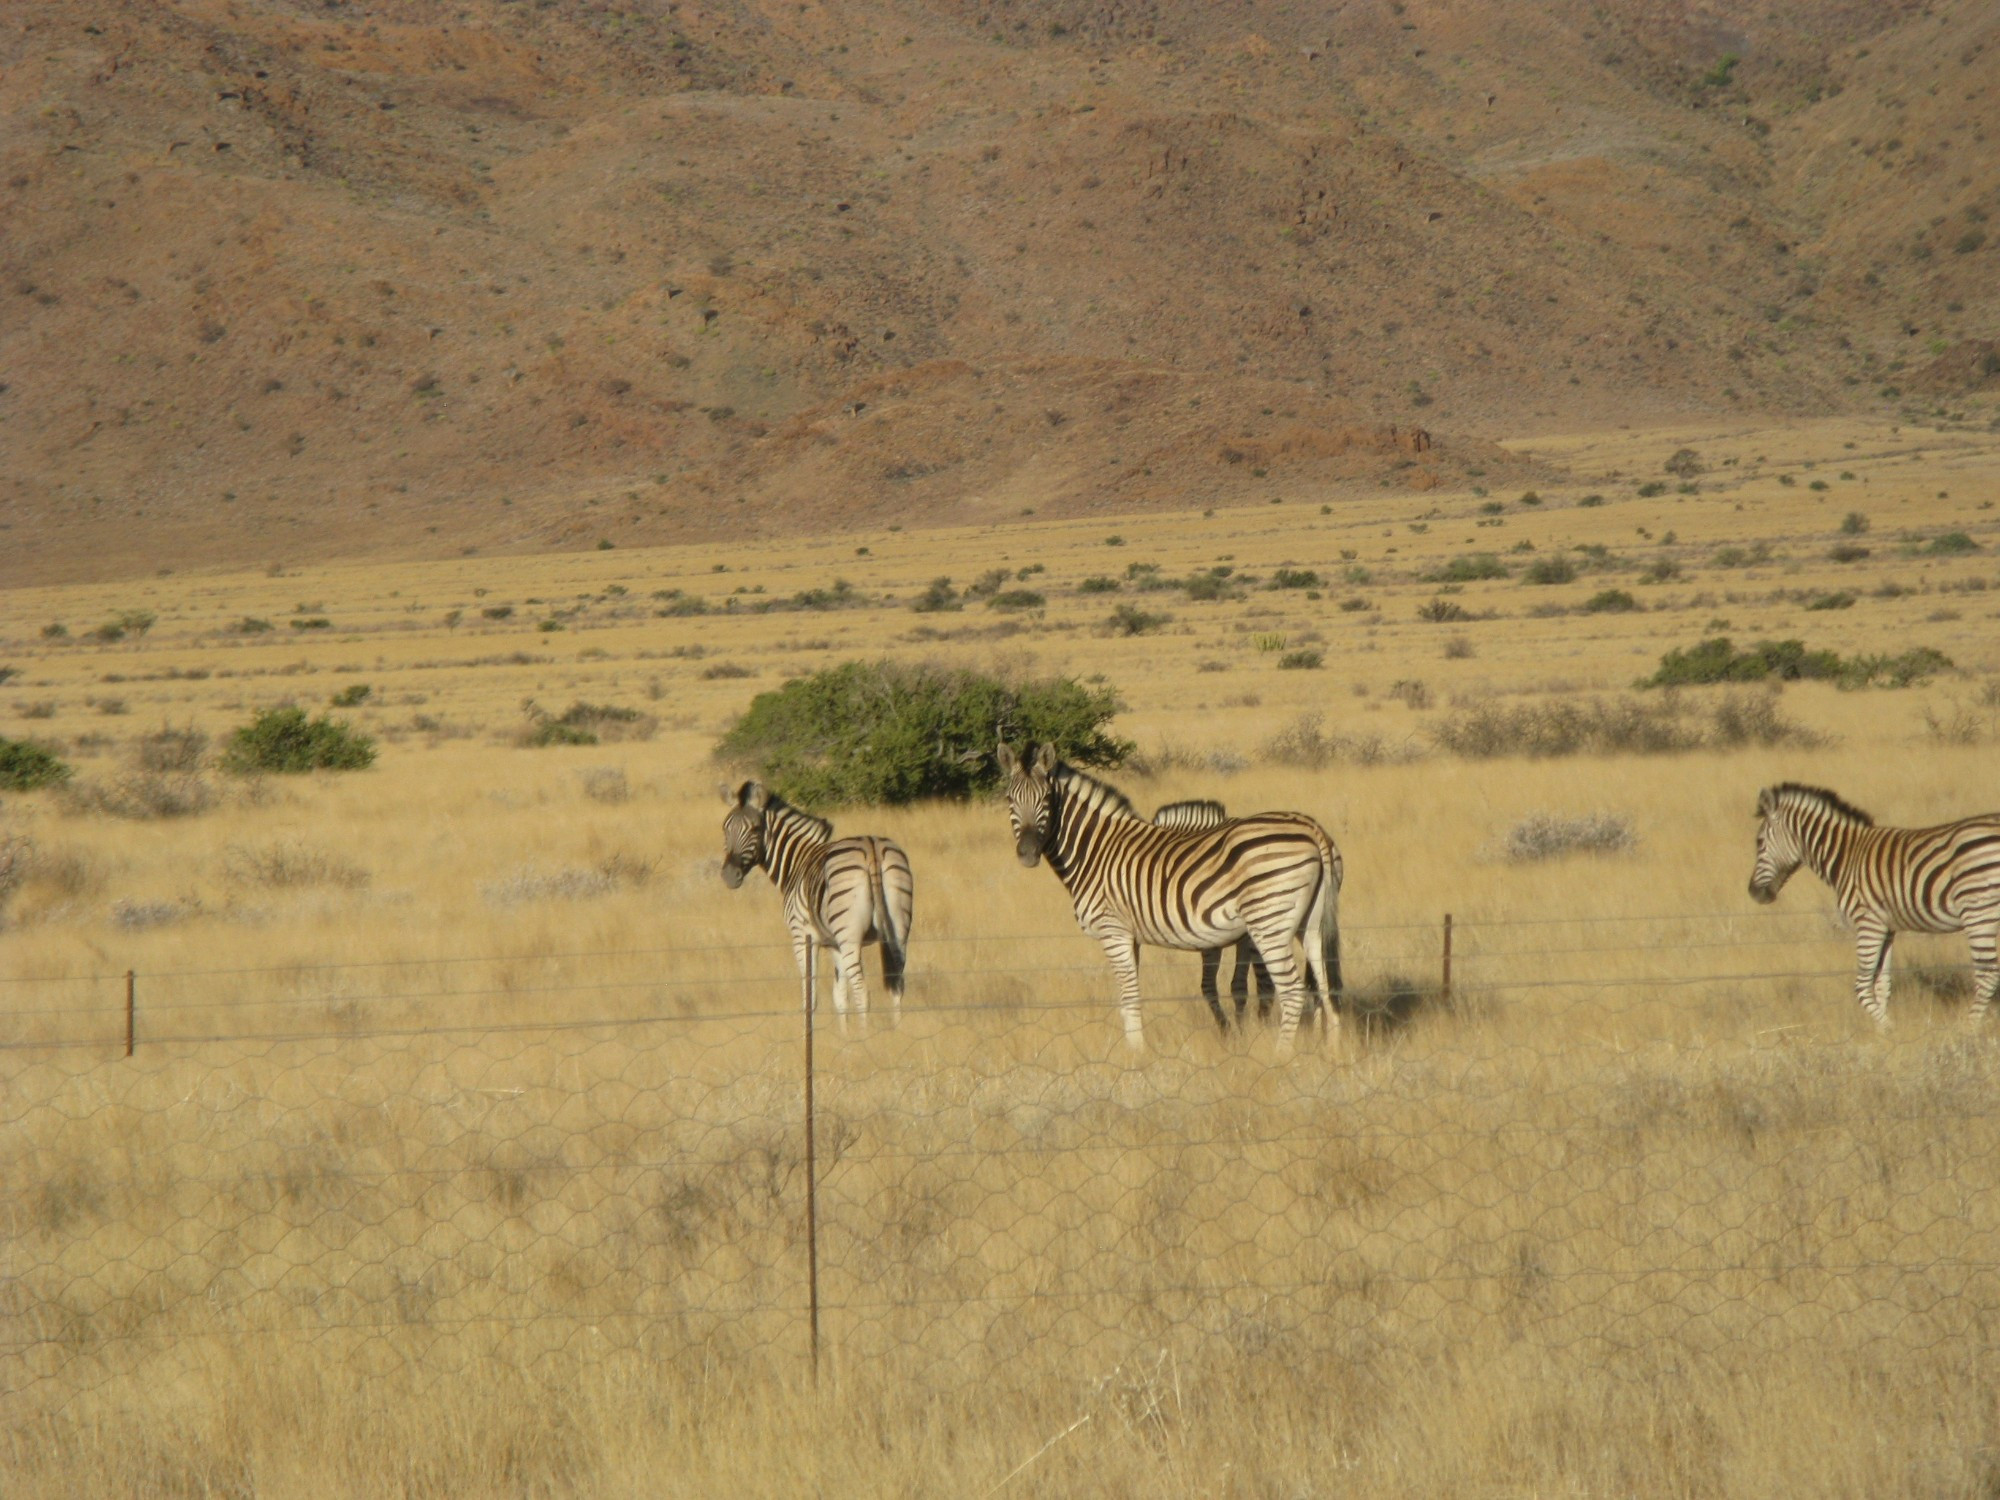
(1051, 762), (1141, 822)
(1772, 782), (1874, 827)
(763, 791), (834, 842)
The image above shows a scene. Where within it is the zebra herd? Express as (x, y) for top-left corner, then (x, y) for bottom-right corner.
(721, 750), (2000, 1048)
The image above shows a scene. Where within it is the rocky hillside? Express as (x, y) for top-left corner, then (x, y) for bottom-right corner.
(2, 0), (1992, 582)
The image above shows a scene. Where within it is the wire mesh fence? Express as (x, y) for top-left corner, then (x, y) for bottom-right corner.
(5, 907), (1999, 1420)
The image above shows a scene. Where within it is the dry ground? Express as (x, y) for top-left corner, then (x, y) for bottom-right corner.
(5, 419), (2000, 1495)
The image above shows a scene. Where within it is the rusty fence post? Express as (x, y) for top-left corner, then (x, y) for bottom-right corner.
(802, 941), (821, 1382)
(125, 969), (136, 1058)
(1441, 915), (1453, 1009)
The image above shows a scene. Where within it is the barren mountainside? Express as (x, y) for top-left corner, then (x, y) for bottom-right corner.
(2, 0), (1994, 582)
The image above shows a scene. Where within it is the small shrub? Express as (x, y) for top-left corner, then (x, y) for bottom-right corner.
(1664, 449), (1703, 479)
(290, 617), (333, 631)
(1389, 679), (1431, 710)
(221, 707), (377, 774)
(1578, 494), (1606, 508)
(1268, 568), (1323, 590)
(1433, 689), (1820, 758)
(1636, 481), (1667, 498)
(988, 589), (1046, 611)
(1417, 598), (1470, 623)
(581, 767), (630, 804)
(1500, 812), (1637, 862)
(1923, 532), (1978, 556)
(1106, 604), (1171, 636)
(330, 684), (372, 707)
(790, 579), (861, 610)
(1260, 712), (1416, 769)
(911, 577), (962, 613)
(1829, 544), (1872, 563)
(1840, 647), (1953, 689)
(1277, 649), (1324, 670)
(1805, 591), (1856, 611)
(1712, 544), (1771, 569)
(42, 623), (68, 640)
(1077, 576), (1121, 594)
(482, 605), (515, 621)
(701, 663), (754, 680)
(522, 702), (658, 746)
(1339, 597), (1372, 613)
(64, 773), (217, 820)
(1427, 554), (1508, 584)
(1639, 558), (1681, 584)
(111, 898), (202, 931)
(1443, 636), (1475, 659)
(0, 738), (71, 792)
(483, 856), (654, 907)
(1522, 557), (1577, 586)
(525, 721), (597, 747)
(136, 725), (208, 773)
(1641, 637), (1841, 687)
(223, 840), (368, 890)
(233, 617), (275, 634)
(1582, 589), (1640, 614)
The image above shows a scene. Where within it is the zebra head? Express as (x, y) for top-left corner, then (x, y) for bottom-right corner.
(996, 741), (1059, 867)
(1748, 784), (1803, 904)
(719, 780), (772, 889)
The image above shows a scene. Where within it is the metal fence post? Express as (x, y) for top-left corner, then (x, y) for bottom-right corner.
(125, 970), (136, 1058)
(1441, 915), (1453, 1009)
(803, 941), (821, 1382)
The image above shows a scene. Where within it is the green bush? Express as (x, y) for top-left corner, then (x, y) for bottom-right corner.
(715, 660), (1131, 806)
(1106, 604), (1171, 636)
(1267, 568), (1322, 590)
(1804, 591), (1856, 611)
(1828, 544), (1871, 563)
(1277, 649), (1324, 670)
(0, 737), (72, 792)
(329, 684), (372, 707)
(911, 577), (961, 613)
(1427, 554), (1508, 583)
(1418, 598), (1470, 622)
(988, 589), (1046, 611)
(1077, 576), (1120, 594)
(1522, 556), (1577, 586)
(234, 616), (275, 634)
(1640, 637), (1949, 690)
(1582, 589), (1640, 614)
(1922, 532), (1978, 556)
(221, 708), (376, 775)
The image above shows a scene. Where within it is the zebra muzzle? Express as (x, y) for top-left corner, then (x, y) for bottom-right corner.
(720, 860), (746, 889)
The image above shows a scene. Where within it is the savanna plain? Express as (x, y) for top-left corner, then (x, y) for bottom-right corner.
(6, 419), (2000, 1496)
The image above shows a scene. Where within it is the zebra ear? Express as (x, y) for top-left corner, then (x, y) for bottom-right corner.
(995, 741), (1019, 774)
(1032, 742), (1058, 774)
(743, 781), (771, 811)
(1756, 786), (1777, 818)
(718, 781), (738, 805)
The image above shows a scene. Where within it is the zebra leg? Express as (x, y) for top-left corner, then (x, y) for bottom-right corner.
(1966, 923), (1999, 1025)
(1200, 948), (1229, 1033)
(1100, 934), (1146, 1050)
(1251, 928), (1311, 1055)
(841, 941), (871, 1035)
(1244, 941), (1276, 1023)
(1853, 922), (1892, 1029)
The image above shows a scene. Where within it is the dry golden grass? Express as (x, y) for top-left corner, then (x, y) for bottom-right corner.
(5, 418), (2000, 1495)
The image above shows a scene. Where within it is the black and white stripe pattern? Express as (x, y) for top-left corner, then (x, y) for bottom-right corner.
(1152, 799), (1277, 1031)
(721, 781), (914, 1029)
(1749, 782), (2000, 1025)
(999, 743), (1341, 1051)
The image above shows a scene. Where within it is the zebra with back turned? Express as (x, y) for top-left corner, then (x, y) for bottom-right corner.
(1748, 782), (2000, 1025)
(1153, 799), (1278, 1032)
(720, 781), (914, 1031)
(998, 743), (1341, 1051)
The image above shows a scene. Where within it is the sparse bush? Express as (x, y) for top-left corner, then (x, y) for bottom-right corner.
(0, 738), (71, 792)
(1828, 544), (1871, 563)
(1578, 494), (1606, 508)
(1417, 598), (1470, 623)
(1664, 449), (1703, 479)
(1582, 589), (1640, 614)
(223, 840), (368, 890)
(1261, 712), (1417, 769)
(1268, 568), (1322, 590)
(1443, 635), (1475, 659)
(1805, 592), (1856, 611)
(1922, 532), (1978, 556)
(0, 833), (29, 919)
(988, 589), (1046, 611)
(790, 579), (861, 610)
(521, 701), (658, 747)
(1522, 557), (1577, 586)
(1499, 812), (1637, 863)
(1389, 680), (1432, 710)
(483, 855), (655, 907)
(1639, 558), (1681, 584)
(1106, 604), (1171, 636)
(1077, 576), (1121, 594)
(1427, 554), (1507, 584)
(110, 897), (202, 930)
(716, 660), (1129, 806)
(330, 684), (372, 707)
(41, 623), (67, 640)
(911, 578), (962, 613)
(290, 617), (333, 632)
(1636, 481), (1667, 498)
(581, 767), (630, 804)
(1841, 647), (1953, 689)
(1339, 597), (1372, 613)
(1277, 649), (1324, 670)
(701, 663), (754, 680)
(233, 617), (274, 634)
(221, 707), (377, 774)
(482, 605), (515, 621)
(1432, 689), (1821, 758)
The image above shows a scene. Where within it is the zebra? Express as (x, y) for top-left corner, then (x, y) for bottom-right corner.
(720, 780), (914, 1031)
(997, 742), (1342, 1051)
(1153, 799), (1278, 1031)
(1748, 782), (2000, 1026)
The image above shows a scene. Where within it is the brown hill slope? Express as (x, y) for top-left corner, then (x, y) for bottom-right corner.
(1, 0), (1992, 584)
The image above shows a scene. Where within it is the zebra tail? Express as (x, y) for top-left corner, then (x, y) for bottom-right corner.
(1317, 850), (1344, 1001)
(873, 854), (909, 1000)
